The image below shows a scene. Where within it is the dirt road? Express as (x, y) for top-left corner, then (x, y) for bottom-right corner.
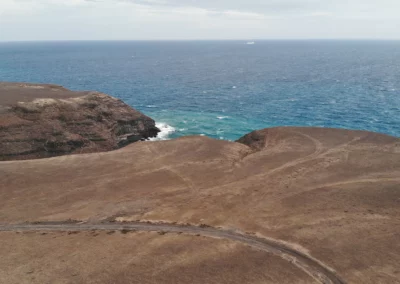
(0, 222), (344, 284)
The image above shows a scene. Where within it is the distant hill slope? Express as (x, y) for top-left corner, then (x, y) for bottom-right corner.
(0, 82), (159, 160)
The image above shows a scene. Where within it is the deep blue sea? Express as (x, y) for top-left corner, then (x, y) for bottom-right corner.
(0, 40), (399, 140)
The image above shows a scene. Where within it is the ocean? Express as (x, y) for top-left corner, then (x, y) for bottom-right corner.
(0, 40), (399, 140)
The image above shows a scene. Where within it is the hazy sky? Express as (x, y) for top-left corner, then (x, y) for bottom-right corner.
(1, 0), (399, 41)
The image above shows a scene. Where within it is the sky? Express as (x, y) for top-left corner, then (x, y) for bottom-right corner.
(0, 0), (399, 41)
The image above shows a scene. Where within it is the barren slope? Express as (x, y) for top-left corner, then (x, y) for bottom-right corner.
(0, 127), (399, 283)
(0, 230), (316, 284)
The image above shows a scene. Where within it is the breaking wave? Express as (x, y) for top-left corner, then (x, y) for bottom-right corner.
(149, 122), (176, 141)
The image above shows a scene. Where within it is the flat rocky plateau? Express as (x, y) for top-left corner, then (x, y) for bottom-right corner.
(0, 83), (399, 284)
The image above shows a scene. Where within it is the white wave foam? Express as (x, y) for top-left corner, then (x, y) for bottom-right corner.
(146, 105), (158, 108)
(217, 116), (229, 120)
(149, 122), (176, 141)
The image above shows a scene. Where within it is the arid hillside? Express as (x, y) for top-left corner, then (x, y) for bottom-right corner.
(0, 127), (399, 284)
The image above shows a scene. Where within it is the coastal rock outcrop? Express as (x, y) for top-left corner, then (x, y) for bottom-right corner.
(0, 82), (159, 160)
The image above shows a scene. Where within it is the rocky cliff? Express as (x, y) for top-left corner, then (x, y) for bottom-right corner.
(0, 82), (159, 160)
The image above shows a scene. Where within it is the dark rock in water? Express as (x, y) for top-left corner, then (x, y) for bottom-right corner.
(0, 82), (160, 161)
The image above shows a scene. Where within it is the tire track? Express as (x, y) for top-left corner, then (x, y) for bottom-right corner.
(0, 222), (344, 284)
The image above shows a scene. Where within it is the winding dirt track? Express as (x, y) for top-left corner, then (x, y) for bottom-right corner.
(0, 222), (344, 284)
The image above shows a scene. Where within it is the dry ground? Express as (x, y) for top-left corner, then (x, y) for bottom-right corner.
(1, 127), (399, 283)
(0, 82), (85, 106)
(0, 231), (315, 284)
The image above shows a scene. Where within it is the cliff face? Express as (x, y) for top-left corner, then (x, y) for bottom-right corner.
(0, 83), (159, 161)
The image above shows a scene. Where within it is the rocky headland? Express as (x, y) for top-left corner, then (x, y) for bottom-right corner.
(0, 82), (159, 161)
(0, 83), (399, 284)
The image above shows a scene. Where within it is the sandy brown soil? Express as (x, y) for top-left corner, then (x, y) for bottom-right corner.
(0, 231), (315, 284)
(0, 82), (84, 106)
(0, 127), (399, 283)
(0, 222), (343, 284)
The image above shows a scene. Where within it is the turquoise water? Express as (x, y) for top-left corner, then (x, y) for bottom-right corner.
(1, 40), (399, 140)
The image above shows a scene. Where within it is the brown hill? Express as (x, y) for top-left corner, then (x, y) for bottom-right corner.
(0, 82), (159, 160)
(0, 126), (399, 284)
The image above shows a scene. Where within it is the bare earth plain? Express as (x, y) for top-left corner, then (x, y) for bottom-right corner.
(0, 90), (400, 283)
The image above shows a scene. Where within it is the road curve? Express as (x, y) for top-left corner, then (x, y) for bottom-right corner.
(0, 222), (345, 284)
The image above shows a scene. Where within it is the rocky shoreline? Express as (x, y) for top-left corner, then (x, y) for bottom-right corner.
(0, 82), (160, 161)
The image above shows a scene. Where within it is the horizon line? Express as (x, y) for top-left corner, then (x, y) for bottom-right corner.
(1, 38), (400, 43)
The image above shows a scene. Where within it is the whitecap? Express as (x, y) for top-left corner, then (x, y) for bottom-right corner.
(232, 86), (237, 89)
(149, 122), (176, 141)
(146, 105), (158, 108)
(217, 116), (229, 120)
